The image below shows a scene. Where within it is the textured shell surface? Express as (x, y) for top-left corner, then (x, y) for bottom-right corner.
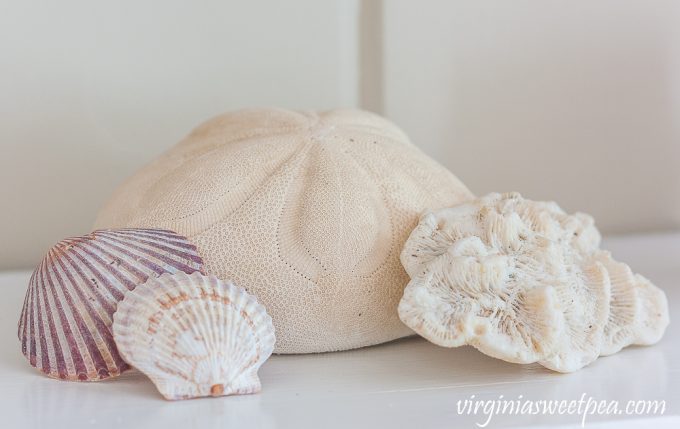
(594, 251), (668, 355)
(113, 271), (275, 400)
(631, 273), (670, 346)
(400, 192), (669, 372)
(17, 228), (205, 381)
(595, 251), (642, 356)
(399, 192), (612, 373)
(94, 108), (473, 353)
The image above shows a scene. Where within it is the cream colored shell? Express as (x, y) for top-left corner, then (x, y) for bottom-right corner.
(596, 251), (669, 354)
(113, 271), (275, 400)
(400, 192), (669, 372)
(95, 108), (473, 353)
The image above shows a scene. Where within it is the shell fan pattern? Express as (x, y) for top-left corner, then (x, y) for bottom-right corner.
(113, 272), (275, 400)
(18, 228), (205, 381)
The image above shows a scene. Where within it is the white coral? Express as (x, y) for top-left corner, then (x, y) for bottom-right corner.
(595, 251), (668, 356)
(399, 192), (669, 372)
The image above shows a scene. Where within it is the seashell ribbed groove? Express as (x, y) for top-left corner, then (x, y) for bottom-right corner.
(113, 271), (275, 400)
(94, 108), (473, 353)
(18, 228), (205, 381)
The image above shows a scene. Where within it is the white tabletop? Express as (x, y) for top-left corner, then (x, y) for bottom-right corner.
(1, 233), (679, 429)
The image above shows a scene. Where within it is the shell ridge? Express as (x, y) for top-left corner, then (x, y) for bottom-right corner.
(43, 259), (83, 379)
(73, 238), (150, 287)
(25, 269), (38, 367)
(114, 289), (166, 370)
(540, 261), (610, 372)
(57, 248), (119, 315)
(99, 229), (205, 264)
(112, 272), (274, 399)
(71, 243), (132, 305)
(121, 273), (213, 378)
(596, 253), (640, 356)
(94, 234), (199, 275)
(18, 229), (204, 381)
(18, 263), (38, 350)
(33, 272), (52, 374)
(69, 240), (138, 295)
(52, 249), (123, 377)
(633, 275), (669, 345)
(37, 263), (67, 378)
(107, 228), (192, 243)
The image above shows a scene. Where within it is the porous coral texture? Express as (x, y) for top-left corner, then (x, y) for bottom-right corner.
(400, 192), (668, 372)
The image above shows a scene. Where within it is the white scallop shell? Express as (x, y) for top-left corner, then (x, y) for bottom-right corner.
(17, 228), (205, 381)
(113, 271), (275, 400)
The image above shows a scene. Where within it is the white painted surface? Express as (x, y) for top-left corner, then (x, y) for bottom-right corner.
(1, 233), (678, 428)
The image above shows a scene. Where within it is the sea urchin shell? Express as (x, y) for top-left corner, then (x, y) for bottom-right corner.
(94, 108), (474, 353)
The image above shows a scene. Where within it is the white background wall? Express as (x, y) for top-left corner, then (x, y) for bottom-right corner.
(1, 0), (679, 270)
(382, 0), (680, 235)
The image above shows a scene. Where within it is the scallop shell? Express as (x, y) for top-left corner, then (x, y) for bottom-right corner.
(17, 228), (205, 381)
(112, 271), (275, 400)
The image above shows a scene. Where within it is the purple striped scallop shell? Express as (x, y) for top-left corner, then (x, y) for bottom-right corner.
(17, 228), (205, 381)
